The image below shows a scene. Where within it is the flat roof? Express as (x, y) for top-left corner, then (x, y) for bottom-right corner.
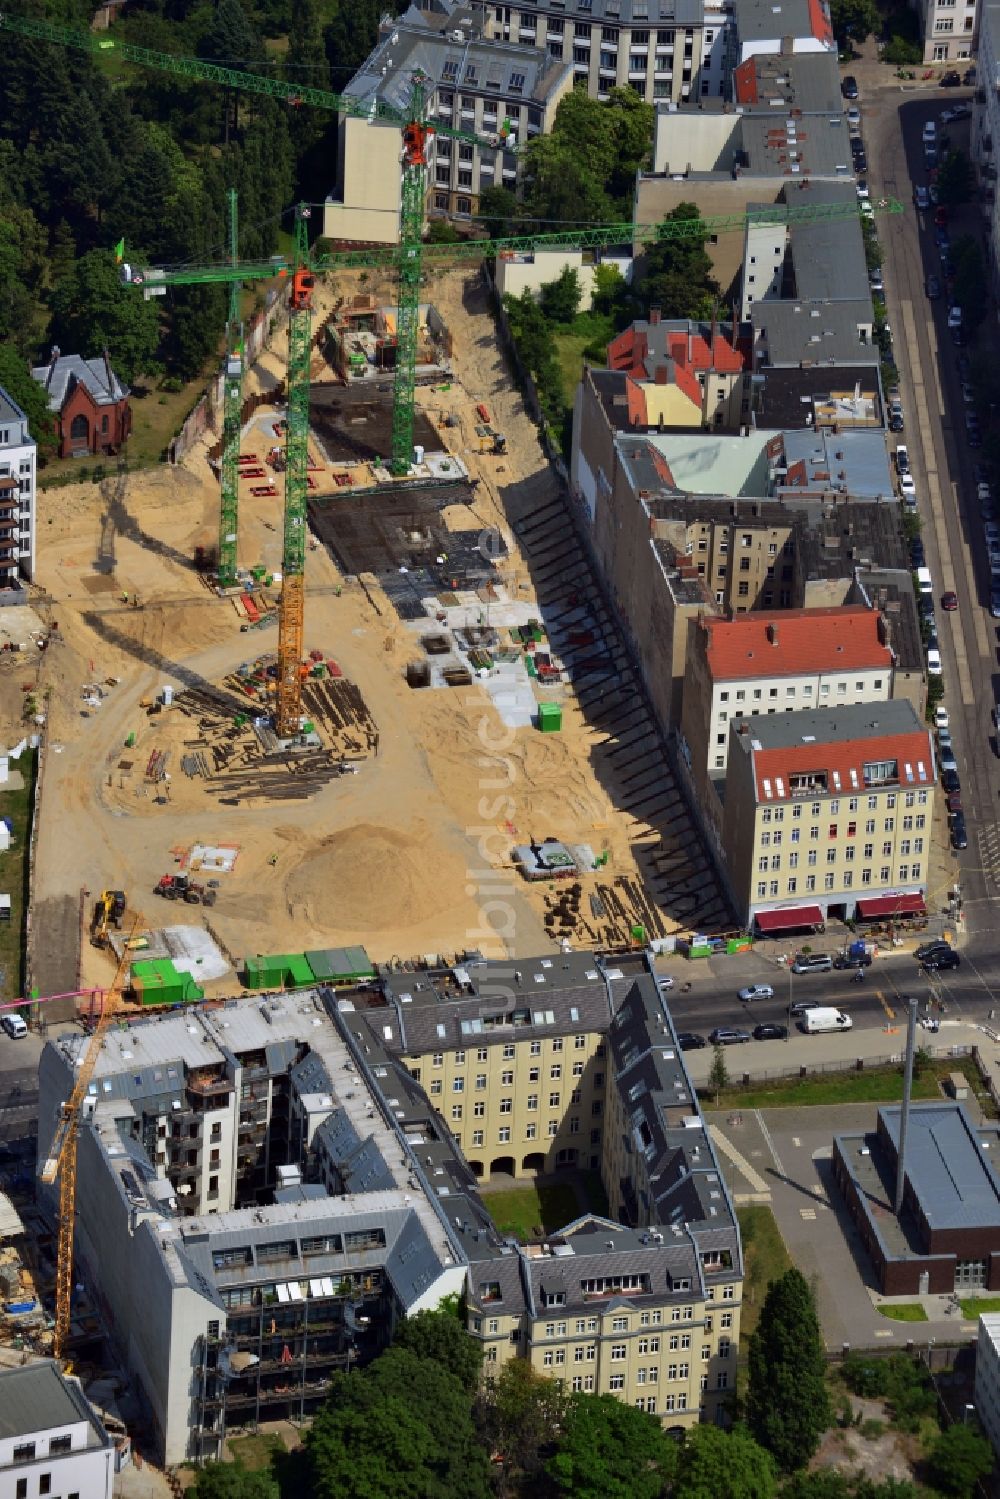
(881, 1102), (1000, 1231)
(754, 366), (882, 429)
(733, 697), (921, 752)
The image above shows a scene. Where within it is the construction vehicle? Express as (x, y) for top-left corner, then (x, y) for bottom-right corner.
(0, 16), (904, 742)
(90, 889), (126, 949)
(154, 873), (217, 906)
(40, 915), (143, 1358)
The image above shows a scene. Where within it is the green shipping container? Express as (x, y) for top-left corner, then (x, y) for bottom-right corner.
(283, 954), (315, 990)
(305, 946), (375, 984)
(537, 702), (562, 732)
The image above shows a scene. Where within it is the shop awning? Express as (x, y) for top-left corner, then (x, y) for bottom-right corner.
(855, 893), (926, 920)
(754, 904), (824, 933)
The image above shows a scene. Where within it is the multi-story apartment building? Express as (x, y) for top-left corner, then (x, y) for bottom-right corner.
(913, 0), (976, 63)
(345, 961), (742, 1429)
(679, 606), (895, 806)
(975, 1312), (1000, 1456)
(973, 5), (1000, 290)
(0, 388), (36, 586)
(39, 957), (742, 1461)
(485, 0), (725, 107)
(0, 1361), (116, 1499)
(323, 1), (571, 241)
(720, 698), (936, 930)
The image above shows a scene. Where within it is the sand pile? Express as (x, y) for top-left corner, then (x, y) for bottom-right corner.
(285, 820), (466, 932)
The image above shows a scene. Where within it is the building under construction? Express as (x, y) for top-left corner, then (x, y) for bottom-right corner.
(322, 297), (452, 384)
(36, 954), (742, 1462)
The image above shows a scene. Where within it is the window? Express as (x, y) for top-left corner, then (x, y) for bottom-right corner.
(609, 1372), (625, 1390)
(39, 1479), (51, 1496)
(474, 1101), (485, 1117)
(498, 1126), (511, 1143)
(548, 1119), (559, 1137)
(452, 1077), (464, 1092)
(476, 1074), (487, 1090)
(500, 1098), (512, 1114)
(550, 1064), (562, 1079)
(13, 1446), (35, 1464)
(527, 1093), (538, 1110)
(549, 1091), (561, 1108)
(451, 1104), (463, 1121)
(525, 1122), (537, 1139)
(472, 1129), (484, 1146)
(16, 1484), (26, 1499)
(504, 1043), (517, 1059)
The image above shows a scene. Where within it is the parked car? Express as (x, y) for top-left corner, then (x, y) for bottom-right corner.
(911, 539), (925, 565)
(842, 74), (859, 98)
(913, 184), (930, 210)
(926, 638), (943, 674)
(936, 227), (951, 252)
(895, 444), (910, 475)
(889, 408), (904, 432)
(788, 999), (820, 1017)
(968, 421), (982, 447)
(853, 148), (869, 174)
(916, 939), (953, 963)
(926, 273), (941, 299)
(834, 952), (872, 969)
(939, 744), (958, 772)
(923, 119), (938, 143)
(942, 590), (958, 611)
(935, 705), (950, 732)
(964, 67), (977, 84)
(847, 105), (862, 129)
(709, 1027), (751, 1046)
(949, 304), (964, 329)
(738, 983), (775, 1002)
(991, 591), (1000, 619)
(940, 73), (962, 88)
(676, 1032), (707, 1051)
(791, 953), (833, 974)
(941, 767), (961, 793)
(753, 1023), (788, 1041)
(918, 595), (936, 622)
(951, 812), (969, 849)
(856, 178), (870, 201)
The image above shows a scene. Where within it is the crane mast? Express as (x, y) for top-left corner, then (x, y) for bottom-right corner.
(41, 920), (142, 1359)
(277, 205), (314, 737)
(219, 187), (243, 590)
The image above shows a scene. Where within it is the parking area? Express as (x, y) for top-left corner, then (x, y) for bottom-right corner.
(708, 1101), (986, 1349)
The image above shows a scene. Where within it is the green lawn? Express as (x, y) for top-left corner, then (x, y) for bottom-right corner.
(226, 1433), (287, 1470)
(736, 1205), (792, 1347)
(485, 1182), (582, 1243)
(879, 1303), (928, 1322)
(551, 331), (597, 407)
(0, 751), (36, 1005)
(708, 1058), (983, 1113)
(960, 1297), (1000, 1319)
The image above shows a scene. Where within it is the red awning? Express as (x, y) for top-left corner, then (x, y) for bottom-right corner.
(855, 893), (926, 920)
(754, 904), (824, 933)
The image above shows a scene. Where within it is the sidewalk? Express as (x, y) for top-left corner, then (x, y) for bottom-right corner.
(682, 1017), (988, 1087)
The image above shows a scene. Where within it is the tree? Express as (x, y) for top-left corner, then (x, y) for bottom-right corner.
(520, 136), (616, 226)
(642, 203), (718, 321)
(674, 1424), (776, 1499)
(830, 0), (879, 45)
(0, 347), (57, 461)
(392, 1307), (483, 1388)
(709, 1044), (729, 1103)
(478, 185), (519, 238)
(746, 1268), (831, 1470)
(540, 266), (582, 324)
(186, 1463), (278, 1499)
(925, 1423), (994, 1498)
(545, 1390), (677, 1499)
(50, 250), (161, 384)
(937, 149), (975, 207)
(591, 262), (627, 318)
(476, 1359), (567, 1495)
(307, 1347), (491, 1499)
(952, 235), (987, 328)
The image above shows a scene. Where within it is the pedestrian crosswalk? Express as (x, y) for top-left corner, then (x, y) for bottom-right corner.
(977, 823), (1000, 887)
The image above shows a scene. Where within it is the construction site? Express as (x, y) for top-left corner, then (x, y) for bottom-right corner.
(17, 254), (729, 1026)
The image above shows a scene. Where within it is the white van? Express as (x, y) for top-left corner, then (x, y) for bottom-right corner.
(800, 1007), (853, 1034)
(916, 566), (933, 595)
(1, 1013), (27, 1039)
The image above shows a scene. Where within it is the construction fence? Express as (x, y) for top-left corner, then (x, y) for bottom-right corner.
(482, 261), (570, 491)
(168, 285), (286, 465)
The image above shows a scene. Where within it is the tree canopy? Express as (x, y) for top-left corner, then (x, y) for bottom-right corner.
(746, 1269), (831, 1471)
(674, 1424), (776, 1499)
(545, 1390), (678, 1499)
(186, 1463), (279, 1499)
(924, 1422), (994, 1498)
(642, 203), (719, 322)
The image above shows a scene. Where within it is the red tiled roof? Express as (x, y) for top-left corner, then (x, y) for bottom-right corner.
(606, 322), (745, 383)
(702, 607), (892, 681)
(807, 0), (834, 46)
(733, 58), (758, 104)
(751, 730), (934, 804)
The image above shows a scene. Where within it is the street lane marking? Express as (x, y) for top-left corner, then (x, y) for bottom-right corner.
(877, 989), (896, 1020)
(900, 298), (975, 705)
(708, 1126), (770, 1193)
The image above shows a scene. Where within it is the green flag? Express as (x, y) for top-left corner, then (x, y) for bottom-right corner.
(114, 237), (125, 263)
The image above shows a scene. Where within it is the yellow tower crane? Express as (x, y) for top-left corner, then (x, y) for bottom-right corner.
(41, 916), (142, 1359)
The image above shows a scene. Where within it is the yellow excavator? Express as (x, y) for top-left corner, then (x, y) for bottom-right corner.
(90, 890), (126, 949)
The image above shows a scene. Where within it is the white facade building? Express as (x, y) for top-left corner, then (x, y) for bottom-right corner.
(973, 4), (1000, 288)
(0, 389), (36, 586)
(976, 1312), (1000, 1454)
(0, 1361), (114, 1499)
(916, 0), (976, 63)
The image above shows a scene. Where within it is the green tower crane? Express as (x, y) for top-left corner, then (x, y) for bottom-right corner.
(219, 186), (243, 590)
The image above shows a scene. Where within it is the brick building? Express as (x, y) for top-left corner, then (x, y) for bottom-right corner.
(30, 351), (131, 460)
(834, 1103), (1000, 1296)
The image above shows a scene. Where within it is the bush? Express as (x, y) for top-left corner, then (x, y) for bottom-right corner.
(860, 1418), (886, 1440)
(884, 34), (922, 64)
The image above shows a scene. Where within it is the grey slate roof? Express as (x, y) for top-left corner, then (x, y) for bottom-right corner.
(779, 427), (893, 499)
(30, 354), (127, 412)
(0, 1360), (109, 1443)
(881, 1103), (1000, 1231)
(344, 2), (569, 114)
(730, 696), (924, 752)
(739, 114), (856, 180)
(0, 387), (28, 428)
(754, 299), (878, 367)
(788, 182), (874, 303)
(736, 0), (833, 43)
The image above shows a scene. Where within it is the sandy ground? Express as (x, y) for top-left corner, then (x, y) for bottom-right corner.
(24, 266), (678, 998)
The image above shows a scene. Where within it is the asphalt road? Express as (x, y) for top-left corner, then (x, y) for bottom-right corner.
(863, 81), (1000, 939)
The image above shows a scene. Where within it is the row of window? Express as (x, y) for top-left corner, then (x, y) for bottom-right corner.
(761, 816), (925, 840)
(757, 849), (923, 869)
(755, 867), (920, 899)
(760, 793), (926, 821)
(428, 1037), (591, 1065)
(719, 679), (883, 715)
